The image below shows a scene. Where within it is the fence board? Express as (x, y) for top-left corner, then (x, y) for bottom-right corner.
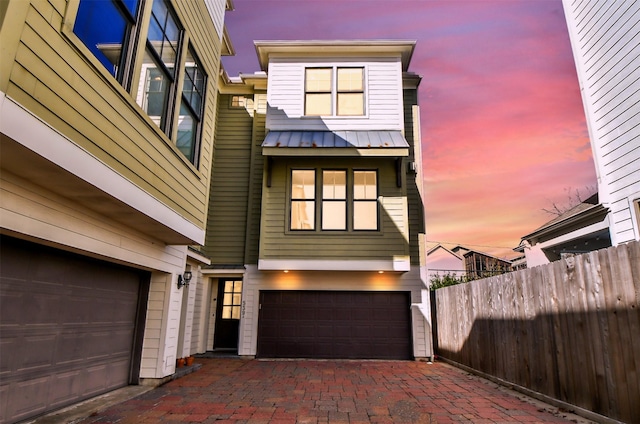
(434, 241), (640, 423)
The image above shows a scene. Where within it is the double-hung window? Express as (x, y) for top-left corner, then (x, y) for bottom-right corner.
(290, 170), (316, 230)
(322, 170), (347, 230)
(304, 67), (364, 116)
(73, 0), (141, 85)
(177, 47), (206, 164)
(353, 171), (378, 230)
(337, 68), (364, 116)
(137, 0), (182, 135)
(290, 169), (378, 231)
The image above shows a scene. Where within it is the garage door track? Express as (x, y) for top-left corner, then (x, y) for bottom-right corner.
(73, 358), (588, 423)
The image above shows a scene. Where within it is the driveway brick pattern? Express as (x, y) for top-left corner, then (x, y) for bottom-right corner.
(77, 358), (578, 423)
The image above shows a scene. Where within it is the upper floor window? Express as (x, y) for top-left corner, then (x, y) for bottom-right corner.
(290, 168), (378, 232)
(304, 67), (365, 117)
(322, 170), (347, 230)
(353, 171), (377, 230)
(177, 47), (207, 164)
(230, 95), (254, 109)
(73, 0), (206, 166)
(73, 0), (140, 85)
(291, 170), (316, 230)
(137, 0), (182, 134)
(337, 68), (364, 116)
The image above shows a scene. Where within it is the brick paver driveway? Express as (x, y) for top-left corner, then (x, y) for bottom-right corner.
(77, 358), (583, 423)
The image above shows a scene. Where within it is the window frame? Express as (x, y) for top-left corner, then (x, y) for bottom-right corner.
(71, 0), (143, 89)
(353, 169), (379, 231)
(288, 167), (379, 233)
(321, 169), (348, 231)
(290, 169), (317, 231)
(176, 45), (207, 166)
(303, 66), (366, 117)
(138, 0), (184, 137)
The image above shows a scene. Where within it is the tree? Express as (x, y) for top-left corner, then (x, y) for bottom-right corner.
(542, 185), (597, 217)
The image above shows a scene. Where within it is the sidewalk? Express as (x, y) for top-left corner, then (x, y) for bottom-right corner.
(67, 358), (591, 423)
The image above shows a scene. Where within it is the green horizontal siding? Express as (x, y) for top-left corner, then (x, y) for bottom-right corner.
(204, 94), (254, 264)
(259, 156), (409, 261)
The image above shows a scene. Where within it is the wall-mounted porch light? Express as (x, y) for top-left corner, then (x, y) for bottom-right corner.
(177, 271), (192, 289)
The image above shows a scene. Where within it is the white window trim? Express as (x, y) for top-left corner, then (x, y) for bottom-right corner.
(302, 65), (368, 119)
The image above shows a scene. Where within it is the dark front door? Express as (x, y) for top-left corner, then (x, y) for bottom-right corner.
(213, 279), (242, 349)
(257, 290), (413, 360)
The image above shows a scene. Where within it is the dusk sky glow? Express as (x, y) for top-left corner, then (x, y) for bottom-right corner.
(221, 0), (597, 259)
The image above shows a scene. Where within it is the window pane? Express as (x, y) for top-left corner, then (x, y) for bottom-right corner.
(234, 281), (242, 293)
(177, 103), (196, 161)
(337, 68), (363, 91)
(337, 93), (364, 116)
(232, 294), (241, 305)
(223, 293), (232, 305)
(291, 201), (315, 230)
(232, 306), (241, 319)
(323, 171), (346, 199)
(222, 306), (231, 319)
(183, 49), (205, 114)
(122, 0), (140, 16)
(74, 0), (131, 80)
(354, 171), (377, 199)
(291, 170), (315, 199)
(305, 93), (331, 115)
(148, 0), (180, 77)
(137, 50), (169, 128)
(354, 201), (378, 230)
(305, 68), (332, 92)
(322, 201), (346, 230)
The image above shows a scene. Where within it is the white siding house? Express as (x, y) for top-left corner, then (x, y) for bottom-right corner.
(562, 0), (640, 245)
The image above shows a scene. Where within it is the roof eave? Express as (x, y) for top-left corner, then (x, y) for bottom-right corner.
(255, 40), (416, 71)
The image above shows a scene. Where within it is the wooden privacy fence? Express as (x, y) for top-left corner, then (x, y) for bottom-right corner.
(433, 241), (640, 423)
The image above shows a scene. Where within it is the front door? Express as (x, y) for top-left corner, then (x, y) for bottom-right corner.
(213, 279), (242, 349)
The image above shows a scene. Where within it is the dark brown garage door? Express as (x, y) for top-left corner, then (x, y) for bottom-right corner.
(0, 236), (148, 423)
(257, 291), (412, 360)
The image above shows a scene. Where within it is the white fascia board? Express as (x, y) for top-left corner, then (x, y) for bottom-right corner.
(258, 258), (411, 272)
(0, 92), (204, 244)
(536, 216), (610, 250)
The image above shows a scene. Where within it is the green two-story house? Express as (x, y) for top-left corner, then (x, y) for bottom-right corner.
(204, 40), (432, 360)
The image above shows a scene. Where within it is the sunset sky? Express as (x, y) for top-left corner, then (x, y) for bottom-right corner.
(221, 0), (597, 259)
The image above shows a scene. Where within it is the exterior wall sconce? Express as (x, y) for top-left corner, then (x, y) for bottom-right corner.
(177, 271), (192, 289)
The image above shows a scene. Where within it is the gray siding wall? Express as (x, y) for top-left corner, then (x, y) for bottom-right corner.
(266, 57), (404, 131)
(563, 0), (640, 244)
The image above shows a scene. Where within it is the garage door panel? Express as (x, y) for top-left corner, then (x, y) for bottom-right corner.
(0, 236), (146, 423)
(258, 291), (412, 359)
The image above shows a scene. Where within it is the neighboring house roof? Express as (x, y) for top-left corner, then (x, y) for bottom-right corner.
(426, 244), (462, 260)
(461, 249), (512, 265)
(520, 193), (609, 244)
(261, 130), (410, 157)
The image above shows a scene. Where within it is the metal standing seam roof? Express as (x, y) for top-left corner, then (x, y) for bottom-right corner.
(262, 131), (409, 149)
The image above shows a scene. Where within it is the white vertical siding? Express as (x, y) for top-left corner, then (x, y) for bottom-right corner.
(140, 270), (186, 379)
(563, 0), (640, 244)
(265, 57), (404, 131)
